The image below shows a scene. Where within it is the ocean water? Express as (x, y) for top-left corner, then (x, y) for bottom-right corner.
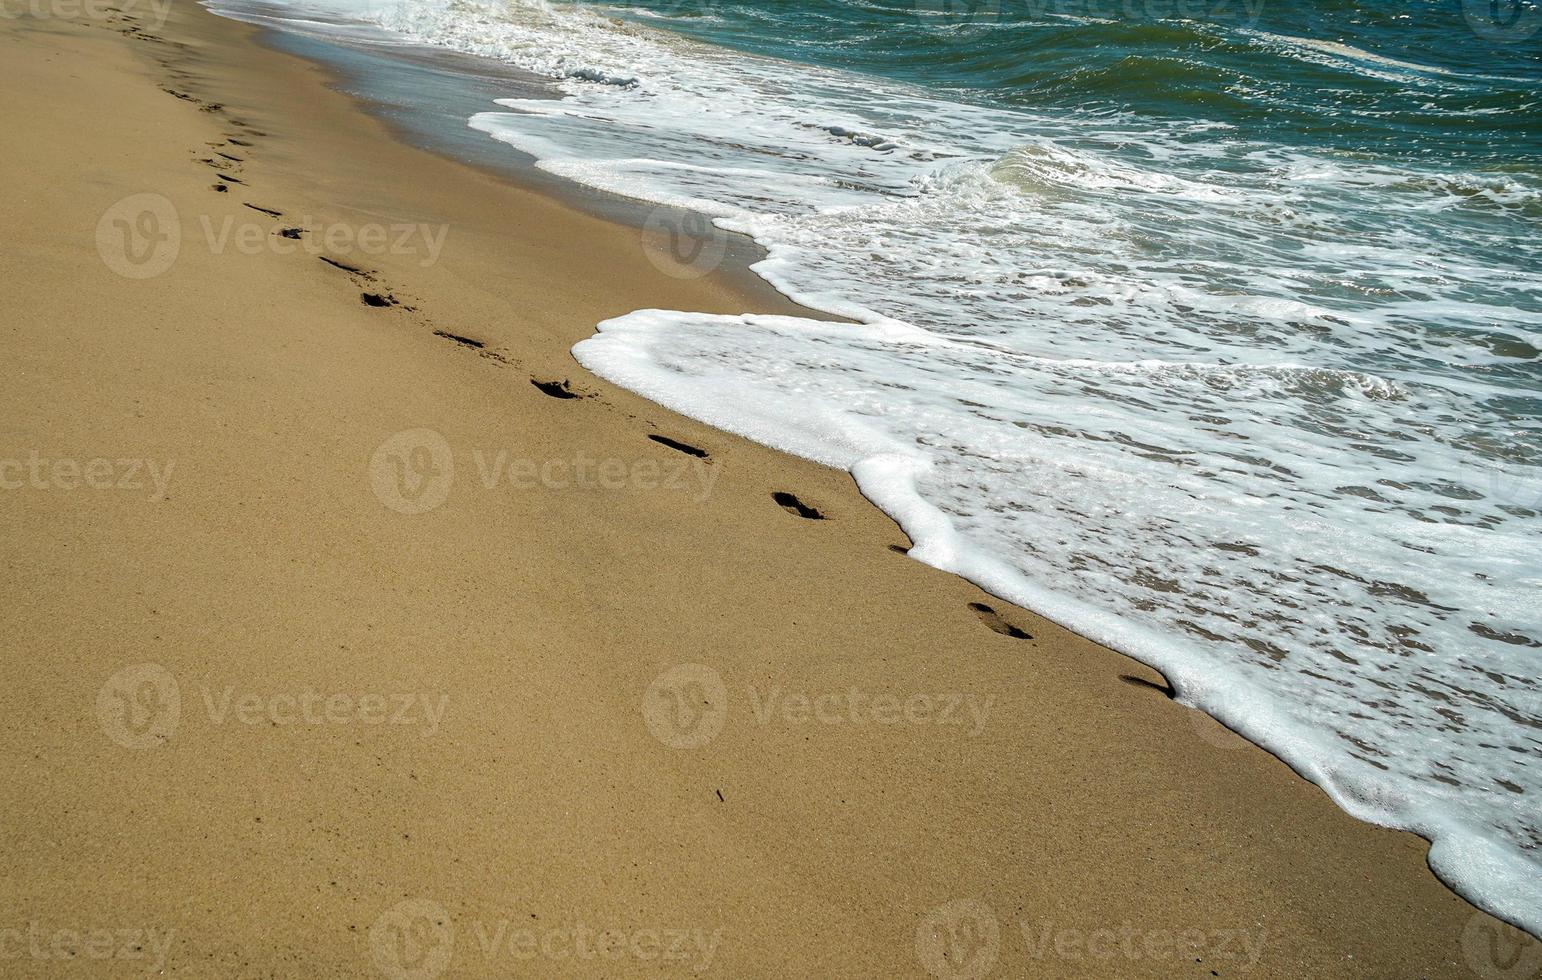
(208, 0), (1542, 933)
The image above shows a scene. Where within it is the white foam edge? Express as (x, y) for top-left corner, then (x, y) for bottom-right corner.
(573, 307), (1542, 939)
(465, 33), (1542, 940)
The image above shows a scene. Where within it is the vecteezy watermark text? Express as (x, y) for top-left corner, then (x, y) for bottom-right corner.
(0, 0), (171, 26)
(641, 663), (995, 749)
(467, 920), (722, 970)
(198, 215), (448, 265)
(0, 452), (174, 502)
(368, 900), (722, 980)
(915, 0), (1266, 33)
(96, 663), (449, 748)
(201, 687), (449, 736)
(368, 429), (722, 515)
(916, 899), (1268, 978)
(95, 194), (449, 280)
(0, 923), (175, 972)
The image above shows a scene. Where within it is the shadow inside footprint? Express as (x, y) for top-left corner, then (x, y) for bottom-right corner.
(532, 379), (580, 400)
(319, 256), (371, 278)
(1119, 674), (1175, 699)
(969, 602), (1032, 640)
(361, 292), (397, 308)
(648, 435), (708, 460)
(434, 330), (485, 350)
(772, 491), (824, 520)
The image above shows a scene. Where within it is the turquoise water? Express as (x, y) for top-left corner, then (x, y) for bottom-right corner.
(617, 0), (1540, 152)
(211, 0), (1542, 935)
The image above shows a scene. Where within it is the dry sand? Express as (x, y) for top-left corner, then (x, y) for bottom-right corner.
(0, 2), (1537, 976)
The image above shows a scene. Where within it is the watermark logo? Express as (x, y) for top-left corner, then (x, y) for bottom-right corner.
(641, 664), (729, 749)
(370, 429), (455, 515)
(0, 0), (172, 28)
(96, 194), (180, 280)
(641, 208), (728, 280)
(1488, 464), (1542, 514)
(916, 900), (1001, 979)
(97, 663), (181, 749)
(1462, 912), (1542, 980)
(1462, 0), (1542, 42)
(370, 900), (455, 980)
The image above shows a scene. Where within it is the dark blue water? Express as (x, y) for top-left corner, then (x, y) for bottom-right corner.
(616, 0), (1541, 160)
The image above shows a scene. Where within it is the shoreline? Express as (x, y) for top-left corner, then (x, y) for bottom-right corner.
(240, 14), (796, 309)
(0, 2), (1536, 977)
(265, 1), (1542, 939)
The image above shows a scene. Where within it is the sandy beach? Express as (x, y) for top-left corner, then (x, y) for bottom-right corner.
(0, 2), (1536, 976)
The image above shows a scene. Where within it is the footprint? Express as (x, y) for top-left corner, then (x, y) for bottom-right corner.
(319, 256), (372, 279)
(433, 329), (484, 350)
(532, 378), (581, 400)
(434, 330), (513, 365)
(243, 204), (282, 218)
(647, 435), (708, 460)
(215, 174), (244, 186)
(316, 258), (414, 311)
(276, 228), (303, 240)
(1119, 674), (1175, 699)
(211, 184), (229, 194)
(226, 137), (253, 147)
(772, 491), (824, 520)
(968, 602), (1032, 640)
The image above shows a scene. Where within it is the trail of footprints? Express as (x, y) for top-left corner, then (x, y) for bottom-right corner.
(120, 10), (1034, 645)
